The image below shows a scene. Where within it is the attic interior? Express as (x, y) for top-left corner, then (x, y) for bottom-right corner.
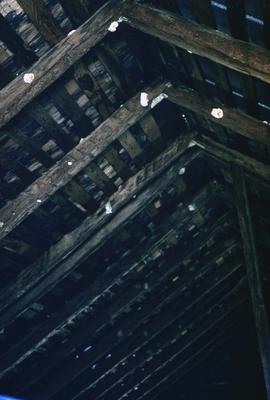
(0, 0), (270, 399)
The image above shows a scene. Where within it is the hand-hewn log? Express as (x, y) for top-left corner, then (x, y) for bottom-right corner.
(164, 85), (270, 145)
(123, 2), (270, 86)
(0, 81), (169, 240)
(232, 166), (270, 399)
(194, 135), (270, 182)
(0, 132), (197, 329)
(0, 0), (124, 129)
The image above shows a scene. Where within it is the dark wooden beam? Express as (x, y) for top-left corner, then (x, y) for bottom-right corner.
(60, 0), (95, 26)
(226, 0), (259, 117)
(194, 135), (270, 182)
(0, 0), (124, 129)
(0, 189), (231, 395)
(139, 309), (246, 400)
(16, 0), (64, 46)
(0, 81), (169, 240)
(0, 132), (197, 329)
(52, 239), (239, 400)
(122, 2), (270, 85)
(164, 84), (270, 145)
(0, 14), (38, 68)
(95, 300), (246, 400)
(232, 166), (270, 399)
(189, 0), (216, 28)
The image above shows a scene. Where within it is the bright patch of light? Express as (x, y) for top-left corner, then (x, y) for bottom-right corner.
(0, 396), (24, 400)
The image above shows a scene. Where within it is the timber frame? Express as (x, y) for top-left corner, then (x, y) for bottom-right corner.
(0, 1), (270, 399)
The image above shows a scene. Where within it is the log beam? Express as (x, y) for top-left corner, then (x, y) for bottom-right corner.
(0, 0), (124, 128)
(194, 135), (270, 182)
(0, 132), (197, 329)
(164, 85), (270, 145)
(123, 2), (270, 85)
(0, 81), (169, 240)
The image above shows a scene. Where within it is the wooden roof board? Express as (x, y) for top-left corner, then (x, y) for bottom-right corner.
(0, 1), (269, 399)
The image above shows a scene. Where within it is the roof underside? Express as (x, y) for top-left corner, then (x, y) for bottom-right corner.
(0, 1), (269, 399)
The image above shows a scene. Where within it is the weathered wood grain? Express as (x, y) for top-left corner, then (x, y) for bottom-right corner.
(0, 0), (124, 128)
(0, 132), (197, 330)
(165, 85), (270, 144)
(123, 2), (270, 85)
(0, 81), (169, 239)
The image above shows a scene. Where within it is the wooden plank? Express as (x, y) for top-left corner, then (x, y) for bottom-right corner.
(16, 0), (64, 46)
(86, 294), (244, 400)
(136, 309), (245, 400)
(103, 146), (132, 180)
(2, 124), (54, 168)
(96, 42), (132, 98)
(0, 65), (13, 90)
(189, 0), (233, 106)
(72, 61), (114, 119)
(51, 83), (94, 137)
(226, 0), (259, 117)
(0, 81), (169, 240)
(0, 149), (35, 184)
(194, 135), (270, 182)
(231, 166), (270, 399)
(16, 0), (111, 125)
(226, 0), (247, 40)
(28, 102), (76, 152)
(261, 0), (270, 49)
(123, 2), (270, 85)
(0, 0), (124, 129)
(0, 132), (197, 329)
(0, 14), (38, 68)
(139, 114), (163, 149)
(119, 130), (144, 165)
(190, 0), (216, 27)
(60, 0), (94, 26)
(165, 84), (270, 144)
(2, 123), (95, 211)
(18, 230), (237, 398)
(64, 181), (98, 212)
(84, 162), (117, 195)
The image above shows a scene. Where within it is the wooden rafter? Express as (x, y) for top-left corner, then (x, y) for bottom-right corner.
(0, 133), (197, 329)
(16, 0), (64, 45)
(194, 135), (270, 182)
(122, 2), (270, 85)
(0, 81), (169, 241)
(232, 167), (270, 399)
(0, 0), (124, 128)
(164, 85), (270, 145)
(0, 180), (228, 395)
(0, 1), (269, 397)
(38, 241), (241, 400)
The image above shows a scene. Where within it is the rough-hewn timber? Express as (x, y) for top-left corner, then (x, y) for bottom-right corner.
(232, 166), (270, 399)
(0, 0), (124, 128)
(0, 81), (169, 240)
(165, 85), (270, 145)
(0, 133), (197, 328)
(123, 2), (270, 85)
(195, 135), (270, 182)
